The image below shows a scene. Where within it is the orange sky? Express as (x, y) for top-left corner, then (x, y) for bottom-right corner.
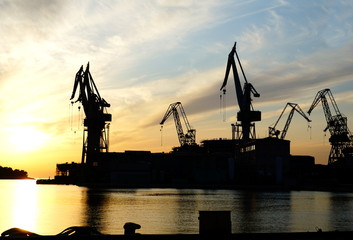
(0, 1), (352, 178)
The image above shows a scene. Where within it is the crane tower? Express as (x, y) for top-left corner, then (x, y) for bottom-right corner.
(220, 42), (261, 141)
(70, 63), (112, 166)
(160, 102), (196, 146)
(308, 89), (353, 165)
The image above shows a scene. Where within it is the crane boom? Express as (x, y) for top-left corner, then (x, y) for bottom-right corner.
(70, 63), (112, 165)
(307, 89), (353, 165)
(220, 42), (261, 141)
(160, 102), (196, 146)
(307, 89), (348, 135)
(269, 103), (311, 139)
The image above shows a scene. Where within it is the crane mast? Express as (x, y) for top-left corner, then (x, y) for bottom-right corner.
(269, 103), (311, 139)
(160, 102), (196, 146)
(307, 89), (353, 165)
(220, 42), (261, 141)
(70, 63), (112, 165)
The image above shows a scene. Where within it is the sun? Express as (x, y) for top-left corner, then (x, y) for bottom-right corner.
(7, 126), (50, 152)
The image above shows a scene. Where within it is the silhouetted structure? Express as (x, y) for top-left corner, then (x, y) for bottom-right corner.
(160, 102), (196, 147)
(50, 137), (317, 188)
(269, 103), (311, 139)
(220, 42), (261, 141)
(308, 89), (353, 166)
(234, 137), (314, 186)
(199, 211), (231, 236)
(40, 45), (353, 190)
(70, 63), (111, 166)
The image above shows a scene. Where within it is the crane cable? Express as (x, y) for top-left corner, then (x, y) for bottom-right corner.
(160, 125), (163, 146)
(308, 122), (312, 140)
(77, 105), (82, 131)
(220, 88), (227, 122)
(69, 103), (83, 135)
(69, 102), (78, 143)
(69, 102), (73, 131)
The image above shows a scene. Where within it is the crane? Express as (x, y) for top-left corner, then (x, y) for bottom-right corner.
(220, 42), (261, 141)
(307, 89), (353, 165)
(70, 63), (112, 165)
(160, 102), (196, 146)
(269, 103), (311, 139)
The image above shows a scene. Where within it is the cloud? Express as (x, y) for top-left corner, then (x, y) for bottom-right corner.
(198, 43), (351, 122)
(112, 32), (353, 134)
(1, 0), (353, 176)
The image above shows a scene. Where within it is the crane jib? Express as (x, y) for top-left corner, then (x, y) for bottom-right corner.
(69, 63), (111, 166)
(160, 102), (196, 146)
(219, 42), (261, 141)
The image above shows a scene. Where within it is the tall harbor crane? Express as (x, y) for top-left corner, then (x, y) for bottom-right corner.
(160, 102), (196, 146)
(220, 42), (261, 141)
(70, 63), (112, 165)
(269, 103), (311, 139)
(307, 89), (353, 165)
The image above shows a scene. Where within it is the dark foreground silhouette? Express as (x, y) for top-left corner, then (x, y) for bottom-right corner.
(1, 226), (353, 240)
(2, 219), (353, 240)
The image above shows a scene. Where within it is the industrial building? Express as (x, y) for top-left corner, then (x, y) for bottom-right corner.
(53, 137), (314, 188)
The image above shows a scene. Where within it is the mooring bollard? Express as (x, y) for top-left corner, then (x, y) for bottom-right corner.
(123, 222), (141, 235)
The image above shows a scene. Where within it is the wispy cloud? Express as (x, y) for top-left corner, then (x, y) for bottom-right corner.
(1, 0), (353, 176)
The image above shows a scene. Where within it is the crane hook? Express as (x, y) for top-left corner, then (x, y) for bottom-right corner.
(160, 125), (163, 146)
(220, 88), (227, 122)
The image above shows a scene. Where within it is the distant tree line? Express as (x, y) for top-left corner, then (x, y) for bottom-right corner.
(0, 166), (28, 179)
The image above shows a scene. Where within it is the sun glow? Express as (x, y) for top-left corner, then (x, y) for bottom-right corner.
(7, 126), (50, 152)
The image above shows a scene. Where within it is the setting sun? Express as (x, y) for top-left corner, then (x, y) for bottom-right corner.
(7, 126), (50, 153)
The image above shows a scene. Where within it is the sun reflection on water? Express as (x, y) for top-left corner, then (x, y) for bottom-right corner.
(2, 181), (353, 234)
(11, 180), (38, 231)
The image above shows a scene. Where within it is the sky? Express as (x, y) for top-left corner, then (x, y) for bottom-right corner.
(0, 0), (352, 178)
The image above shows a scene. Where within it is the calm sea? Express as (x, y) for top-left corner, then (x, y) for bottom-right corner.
(1, 180), (353, 235)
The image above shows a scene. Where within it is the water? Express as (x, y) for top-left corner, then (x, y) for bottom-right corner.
(1, 180), (353, 235)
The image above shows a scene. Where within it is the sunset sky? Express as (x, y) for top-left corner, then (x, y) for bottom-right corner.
(0, 0), (352, 178)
